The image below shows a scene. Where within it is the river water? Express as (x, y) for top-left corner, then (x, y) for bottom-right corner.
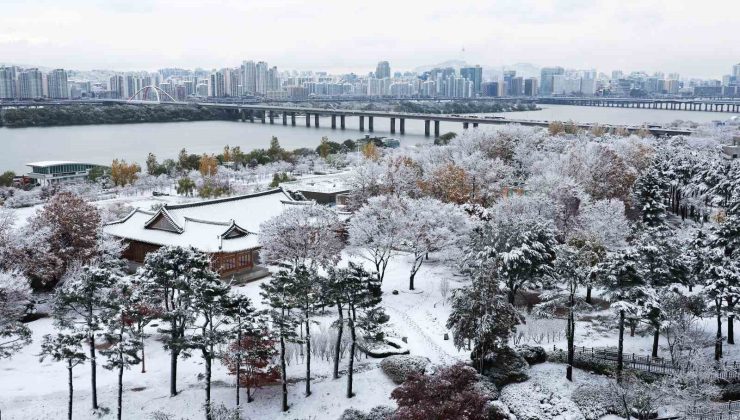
(1, 104), (737, 174)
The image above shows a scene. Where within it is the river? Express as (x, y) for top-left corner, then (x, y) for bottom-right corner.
(1, 104), (737, 174)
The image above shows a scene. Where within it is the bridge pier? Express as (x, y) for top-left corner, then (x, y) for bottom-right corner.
(424, 120), (430, 137)
(340, 115), (345, 130)
(399, 118), (404, 134)
(306, 113), (311, 127)
(359, 116), (365, 131)
(473, 123), (478, 128)
(282, 112), (287, 125)
(261, 111), (266, 123)
(390, 117), (396, 134)
(331, 115), (337, 129)
(291, 113), (296, 126)
(314, 114), (320, 127)
(268, 111), (274, 124)
(463, 122), (469, 129)
(369, 116), (374, 132)
(434, 120), (440, 138)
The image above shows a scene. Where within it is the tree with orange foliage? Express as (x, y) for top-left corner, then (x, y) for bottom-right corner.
(361, 141), (379, 160)
(199, 154), (218, 177)
(110, 159), (140, 187)
(419, 163), (474, 205)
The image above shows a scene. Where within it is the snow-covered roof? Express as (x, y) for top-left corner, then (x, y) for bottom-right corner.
(26, 161), (101, 167)
(104, 188), (307, 253)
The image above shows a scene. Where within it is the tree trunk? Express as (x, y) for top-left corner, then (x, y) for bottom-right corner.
(204, 349), (212, 420)
(409, 271), (416, 290)
(170, 319), (178, 397)
(716, 306), (723, 361)
(89, 333), (98, 410)
(305, 320), (312, 397)
(652, 327), (660, 358)
(67, 363), (73, 420)
(617, 310), (625, 383)
(280, 335), (288, 412)
(333, 302), (344, 380)
(507, 287), (516, 305)
(585, 286), (592, 304)
(347, 316), (356, 398)
(140, 334), (146, 373)
(117, 356), (124, 420)
(236, 328), (242, 406)
(729, 315), (735, 345)
(566, 297), (575, 381)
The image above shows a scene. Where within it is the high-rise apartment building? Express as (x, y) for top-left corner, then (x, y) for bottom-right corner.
(210, 71), (225, 97)
(510, 76), (524, 96)
(19, 68), (44, 99)
(375, 61), (391, 79)
(503, 71), (516, 96)
(46, 69), (69, 99)
(255, 61), (268, 95)
(540, 67), (564, 96)
(0, 66), (17, 99)
(109, 75), (124, 99)
(460, 65), (483, 95)
(241, 61), (256, 94)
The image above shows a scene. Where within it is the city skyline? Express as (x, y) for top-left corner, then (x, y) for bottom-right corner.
(1, 0), (738, 79)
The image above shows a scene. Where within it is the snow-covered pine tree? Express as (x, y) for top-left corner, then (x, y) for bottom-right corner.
(633, 165), (668, 228)
(534, 243), (595, 381)
(595, 249), (643, 382)
(138, 246), (204, 397)
(39, 332), (87, 420)
(260, 266), (301, 412)
(446, 268), (522, 373)
(282, 264), (322, 397)
(188, 265), (232, 420)
(0, 270), (33, 360)
(465, 217), (557, 304)
(331, 262), (385, 398)
(99, 278), (143, 420)
(53, 264), (120, 410)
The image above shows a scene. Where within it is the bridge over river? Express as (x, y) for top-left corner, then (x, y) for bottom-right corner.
(0, 99), (697, 137)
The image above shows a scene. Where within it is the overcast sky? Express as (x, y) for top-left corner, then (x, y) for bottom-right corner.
(1, 0), (738, 78)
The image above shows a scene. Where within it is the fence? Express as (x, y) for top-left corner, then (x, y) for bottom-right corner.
(555, 345), (740, 380)
(686, 401), (740, 420)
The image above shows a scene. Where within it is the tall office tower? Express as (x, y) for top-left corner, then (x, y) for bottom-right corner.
(255, 61), (268, 95)
(733, 63), (740, 81)
(503, 70), (516, 96)
(46, 69), (69, 99)
(481, 81), (499, 97)
(540, 67), (564, 96)
(19, 68), (44, 99)
(0, 66), (17, 99)
(524, 77), (538, 96)
(460, 65), (483, 95)
(267, 66), (280, 92)
(510, 76), (524, 96)
(375, 61), (391, 79)
(210, 72), (225, 97)
(109, 75), (124, 99)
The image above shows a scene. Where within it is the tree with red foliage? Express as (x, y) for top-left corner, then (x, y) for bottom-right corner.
(222, 328), (280, 404)
(26, 191), (101, 289)
(390, 363), (489, 420)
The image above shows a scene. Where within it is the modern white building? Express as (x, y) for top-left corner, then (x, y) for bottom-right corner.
(26, 161), (104, 185)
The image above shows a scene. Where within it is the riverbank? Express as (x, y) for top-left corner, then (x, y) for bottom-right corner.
(0, 104), (238, 128)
